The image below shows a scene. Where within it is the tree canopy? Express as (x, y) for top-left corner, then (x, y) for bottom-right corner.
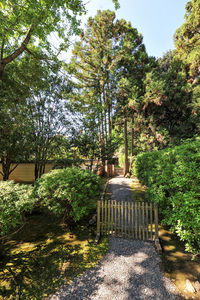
(0, 0), (119, 79)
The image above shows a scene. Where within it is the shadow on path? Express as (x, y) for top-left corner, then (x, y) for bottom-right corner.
(50, 238), (182, 300)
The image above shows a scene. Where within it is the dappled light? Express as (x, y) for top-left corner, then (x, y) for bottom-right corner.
(0, 210), (108, 299)
(52, 238), (180, 299)
(0, 0), (199, 299)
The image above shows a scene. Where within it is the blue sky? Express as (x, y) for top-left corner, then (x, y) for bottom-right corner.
(80, 0), (188, 58)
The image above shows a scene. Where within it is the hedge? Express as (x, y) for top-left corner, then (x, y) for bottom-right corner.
(0, 181), (35, 237)
(135, 139), (200, 254)
(34, 168), (101, 223)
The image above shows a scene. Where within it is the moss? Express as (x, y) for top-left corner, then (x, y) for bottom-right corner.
(159, 226), (200, 300)
(130, 177), (146, 202)
(0, 209), (108, 299)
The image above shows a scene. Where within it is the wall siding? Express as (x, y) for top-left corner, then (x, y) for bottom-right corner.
(0, 163), (54, 183)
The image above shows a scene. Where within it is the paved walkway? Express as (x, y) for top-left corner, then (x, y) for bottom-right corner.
(49, 176), (182, 300)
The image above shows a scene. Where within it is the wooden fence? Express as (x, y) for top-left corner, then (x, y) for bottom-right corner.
(97, 200), (158, 241)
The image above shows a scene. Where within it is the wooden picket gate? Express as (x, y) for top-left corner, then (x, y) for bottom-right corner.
(97, 200), (158, 241)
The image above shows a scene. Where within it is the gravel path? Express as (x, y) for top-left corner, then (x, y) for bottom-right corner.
(108, 176), (133, 202)
(49, 176), (182, 300)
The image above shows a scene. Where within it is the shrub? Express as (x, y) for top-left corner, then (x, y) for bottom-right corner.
(34, 168), (101, 223)
(0, 181), (35, 237)
(135, 139), (200, 254)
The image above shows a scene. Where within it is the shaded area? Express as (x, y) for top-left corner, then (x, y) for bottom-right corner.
(0, 209), (108, 299)
(160, 226), (200, 300)
(108, 176), (146, 203)
(50, 238), (181, 300)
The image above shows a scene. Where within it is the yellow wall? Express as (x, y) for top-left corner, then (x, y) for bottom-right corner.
(0, 163), (54, 183)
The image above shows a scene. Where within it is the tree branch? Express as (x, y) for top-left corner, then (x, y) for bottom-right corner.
(9, 163), (19, 176)
(2, 24), (34, 66)
(1, 39), (5, 60)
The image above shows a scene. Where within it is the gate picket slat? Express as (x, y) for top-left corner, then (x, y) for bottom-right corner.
(117, 200), (120, 237)
(128, 202), (131, 238)
(115, 200), (117, 236)
(108, 200), (110, 234)
(125, 202), (127, 237)
(135, 202), (137, 239)
(146, 202), (149, 240)
(155, 204), (159, 240)
(111, 200), (114, 234)
(97, 200), (100, 236)
(105, 200), (107, 234)
(138, 202), (141, 240)
(121, 201), (124, 237)
(142, 202), (145, 240)
(131, 202), (134, 238)
(150, 202), (153, 240)
(101, 200), (104, 234)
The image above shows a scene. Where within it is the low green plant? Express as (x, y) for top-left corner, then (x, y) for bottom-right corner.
(0, 181), (35, 237)
(135, 139), (200, 254)
(34, 168), (101, 223)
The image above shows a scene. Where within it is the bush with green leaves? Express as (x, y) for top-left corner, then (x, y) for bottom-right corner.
(135, 139), (200, 254)
(34, 168), (101, 223)
(0, 181), (34, 237)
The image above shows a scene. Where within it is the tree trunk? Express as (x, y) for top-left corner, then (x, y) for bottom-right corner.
(1, 156), (17, 181)
(2, 161), (10, 181)
(124, 109), (129, 175)
(131, 114), (134, 157)
(34, 163), (39, 181)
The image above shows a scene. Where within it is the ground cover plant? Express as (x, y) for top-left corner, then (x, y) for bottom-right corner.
(0, 209), (108, 299)
(135, 139), (200, 254)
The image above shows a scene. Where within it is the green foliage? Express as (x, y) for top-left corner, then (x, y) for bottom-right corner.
(0, 181), (35, 237)
(0, 55), (68, 181)
(69, 10), (147, 170)
(135, 139), (200, 254)
(136, 53), (197, 152)
(0, 209), (108, 299)
(34, 168), (101, 222)
(174, 0), (200, 79)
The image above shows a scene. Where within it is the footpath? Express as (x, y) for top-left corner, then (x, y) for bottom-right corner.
(50, 176), (181, 300)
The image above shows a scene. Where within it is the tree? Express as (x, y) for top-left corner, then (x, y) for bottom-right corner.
(174, 0), (200, 80)
(26, 75), (70, 180)
(68, 10), (120, 165)
(0, 0), (85, 79)
(0, 55), (44, 180)
(114, 19), (148, 174)
(0, 53), (63, 180)
(68, 11), (148, 174)
(0, 101), (30, 180)
(134, 51), (198, 152)
(0, 0), (119, 80)
(174, 0), (200, 134)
